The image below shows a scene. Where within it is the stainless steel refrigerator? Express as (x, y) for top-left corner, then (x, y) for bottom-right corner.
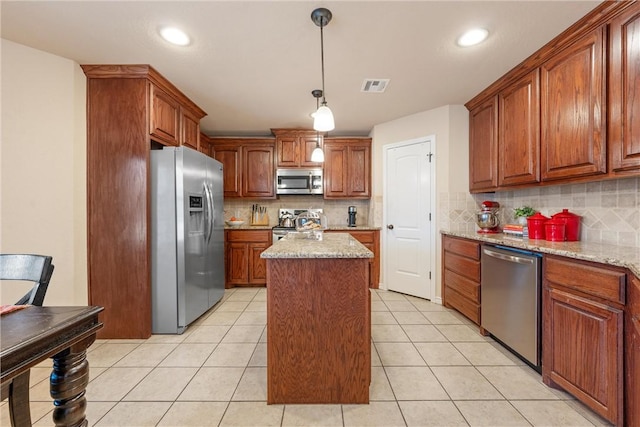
(151, 146), (225, 334)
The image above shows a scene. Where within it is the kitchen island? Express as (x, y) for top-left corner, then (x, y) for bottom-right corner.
(261, 232), (373, 404)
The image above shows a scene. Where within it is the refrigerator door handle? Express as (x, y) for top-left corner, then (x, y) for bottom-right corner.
(204, 183), (214, 244)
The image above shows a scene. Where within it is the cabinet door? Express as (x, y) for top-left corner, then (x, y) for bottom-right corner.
(149, 84), (180, 146)
(323, 143), (348, 197)
(248, 243), (269, 284)
(300, 135), (323, 167)
(347, 143), (371, 198)
(213, 145), (242, 198)
(469, 96), (498, 192)
(243, 144), (275, 198)
(276, 136), (298, 168)
(609, 8), (640, 173)
(541, 26), (606, 181)
(227, 243), (249, 285)
(626, 274), (640, 426)
(543, 287), (623, 424)
(181, 108), (200, 150)
(499, 70), (540, 186)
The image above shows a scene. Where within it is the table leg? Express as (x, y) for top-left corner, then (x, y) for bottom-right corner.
(7, 371), (31, 427)
(49, 335), (96, 427)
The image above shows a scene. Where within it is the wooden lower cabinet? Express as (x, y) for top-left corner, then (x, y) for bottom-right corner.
(542, 255), (625, 426)
(225, 230), (271, 287)
(626, 274), (640, 425)
(441, 236), (481, 325)
(325, 230), (379, 288)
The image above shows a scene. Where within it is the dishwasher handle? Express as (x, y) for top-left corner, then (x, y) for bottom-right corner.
(483, 248), (535, 265)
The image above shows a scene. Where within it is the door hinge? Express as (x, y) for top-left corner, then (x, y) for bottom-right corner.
(429, 213), (432, 221)
(429, 271), (432, 280)
(427, 152), (433, 163)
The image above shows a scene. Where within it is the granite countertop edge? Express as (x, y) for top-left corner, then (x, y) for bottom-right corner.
(261, 233), (374, 259)
(440, 230), (640, 278)
(225, 225), (381, 231)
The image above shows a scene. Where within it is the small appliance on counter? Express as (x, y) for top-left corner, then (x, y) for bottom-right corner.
(348, 206), (357, 227)
(475, 201), (501, 234)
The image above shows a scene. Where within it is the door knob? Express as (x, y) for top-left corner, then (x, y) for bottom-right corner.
(387, 224), (394, 230)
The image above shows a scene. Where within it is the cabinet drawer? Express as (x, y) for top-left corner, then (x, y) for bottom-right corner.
(544, 256), (626, 304)
(444, 286), (480, 324)
(444, 252), (480, 281)
(443, 236), (480, 260)
(345, 231), (375, 244)
(227, 230), (271, 243)
(444, 269), (480, 303)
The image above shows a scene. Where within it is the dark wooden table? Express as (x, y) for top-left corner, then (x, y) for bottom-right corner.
(1, 306), (103, 427)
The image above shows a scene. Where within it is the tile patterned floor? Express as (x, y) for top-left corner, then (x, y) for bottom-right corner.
(1, 288), (614, 426)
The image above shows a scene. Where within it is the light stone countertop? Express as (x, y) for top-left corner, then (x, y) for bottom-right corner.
(441, 230), (640, 278)
(261, 232), (374, 259)
(224, 224), (380, 231)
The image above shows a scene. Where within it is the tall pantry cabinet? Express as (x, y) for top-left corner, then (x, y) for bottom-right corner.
(82, 65), (206, 338)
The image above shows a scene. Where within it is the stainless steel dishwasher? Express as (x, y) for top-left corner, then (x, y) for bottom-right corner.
(481, 245), (542, 370)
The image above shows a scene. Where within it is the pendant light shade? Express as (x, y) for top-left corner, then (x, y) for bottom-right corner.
(311, 8), (335, 132)
(311, 144), (325, 162)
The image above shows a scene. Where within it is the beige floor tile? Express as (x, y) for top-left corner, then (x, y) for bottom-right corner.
(371, 300), (390, 311)
(235, 310), (267, 325)
(220, 401), (284, 426)
(511, 400), (594, 426)
(221, 325), (265, 343)
(205, 343), (257, 367)
(86, 367), (153, 401)
(392, 311), (430, 325)
(159, 343), (217, 367)
(414, 342), (470, 366)
(435, 324), (488, 342)
(564, 400), (614, 426)
(385, 301), (418, 311)
(477, 366), (559, 400)
(183, 325), (231, 343)
(86, 343), (140, 367)
(411, 299), (449, 312)
(252, 292), (267, 302)
(260, 328), (268, 342)
(400, 400), (468, 426)
(385, 367), (449, 400)
(402, 324), (448, 342)
(422, 311), (465, 325)
(124, 367), (198, 401)
(453, 342), (518, 366)
(431, 366), (502, 400)
(216, 301), (250, 312)
(371, 343), (383, 367)
(225, 290), (259, 301)
(377, 291), (409, 301)
(249, 343), (267, 366)
(455, 400), (530, 426)
(28, 367), (53, 385)
(372, 324), (410, 342)
(113, 343), (178, 367)
(370, 366), (395, 401)
(375, 342), (426, 366)
(2, 402), (53, 427)
(232, 367), (267, 401)
(178, 367), (244, 401)
(200, 310), (241, 325)
(94, 401), (171, 426)
(372, 311), (399, 324)
(282, 404), (343, 427)
(157, 401), (228, 426)
(343, 401), (406, 427)
(245, 300), (267, 311)
(145, 333), (188, 344)
(27, 374), (53, 402)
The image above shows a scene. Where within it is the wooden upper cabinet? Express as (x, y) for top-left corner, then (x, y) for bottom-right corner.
(211, 138), (275, 199)
(199, 132), (211, 156)
(181, 108), (200, 151)
(272, 129), (323, 168)
(150, 84), (180, 146)
(469, 96), (498, 192)
(609, 7), (640, 173)
(540, 25), (607, 181)
(323, 138), (371, 199)
(243, 144), (276, 198)
(499, 70), (540, 186)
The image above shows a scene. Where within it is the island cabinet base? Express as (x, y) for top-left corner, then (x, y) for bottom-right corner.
(266, 258), (371, 404)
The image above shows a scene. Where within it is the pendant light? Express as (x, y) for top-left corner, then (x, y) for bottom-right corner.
(311, 8), (335, 132)
(311, 89), (325, 162)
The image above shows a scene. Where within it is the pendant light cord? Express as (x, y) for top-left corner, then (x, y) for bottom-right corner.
(320, 22), (327, 105)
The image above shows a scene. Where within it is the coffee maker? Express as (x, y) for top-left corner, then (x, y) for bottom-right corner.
(348, 206), (357, 227)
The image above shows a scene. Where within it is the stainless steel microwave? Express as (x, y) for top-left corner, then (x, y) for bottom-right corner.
(276, 168), (323, 195)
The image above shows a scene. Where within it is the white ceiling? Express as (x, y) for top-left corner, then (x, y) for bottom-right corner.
(1, 1), (601, 137)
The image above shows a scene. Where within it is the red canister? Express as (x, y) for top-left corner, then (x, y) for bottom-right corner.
(527, 212), (549, 240)
(551, 209), (581, 241)
(545, 219), (566, 242)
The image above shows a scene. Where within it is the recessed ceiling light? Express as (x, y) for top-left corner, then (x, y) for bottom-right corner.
(159, 27), (190, 46)
(457, 28), (489, 47)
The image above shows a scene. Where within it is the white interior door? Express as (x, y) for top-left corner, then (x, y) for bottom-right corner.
(384, 138), (434, 299)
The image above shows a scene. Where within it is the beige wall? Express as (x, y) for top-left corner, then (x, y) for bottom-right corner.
(370, 105), (468, 302)
(1, 39), (87, 305)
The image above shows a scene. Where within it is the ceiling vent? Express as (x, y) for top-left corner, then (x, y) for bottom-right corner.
(361, 79), (390, 93)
